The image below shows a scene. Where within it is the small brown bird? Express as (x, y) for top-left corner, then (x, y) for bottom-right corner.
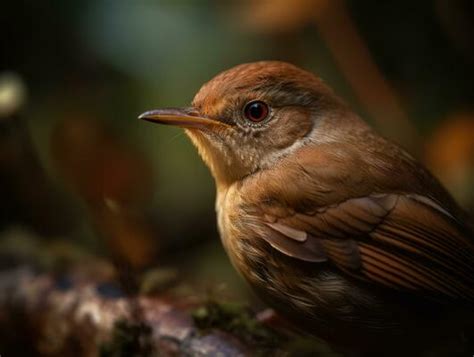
(140, 61), (474, 355)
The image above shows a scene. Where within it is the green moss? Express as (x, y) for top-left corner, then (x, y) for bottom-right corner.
(192, 301), (282, 353)
(192, 301), (340, 356)
(99, 320), (152, 357)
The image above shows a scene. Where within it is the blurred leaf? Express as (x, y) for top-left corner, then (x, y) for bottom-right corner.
(425, 112), (474, 208)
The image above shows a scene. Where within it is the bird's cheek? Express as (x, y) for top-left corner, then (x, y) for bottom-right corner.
(270, 109), (313, 149)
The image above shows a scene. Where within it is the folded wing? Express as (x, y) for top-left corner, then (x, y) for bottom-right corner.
(259, 194), (474, 301)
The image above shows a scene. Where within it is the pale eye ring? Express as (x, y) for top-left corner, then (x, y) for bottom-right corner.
(243, 100), (269, 122)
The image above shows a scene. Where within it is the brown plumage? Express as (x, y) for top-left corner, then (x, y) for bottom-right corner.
(140, 61), (474, 355)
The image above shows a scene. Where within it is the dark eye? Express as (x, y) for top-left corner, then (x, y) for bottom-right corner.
(243, 101), (269, 122)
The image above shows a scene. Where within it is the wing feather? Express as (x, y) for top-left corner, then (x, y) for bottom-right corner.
(262, 193), (474, 301)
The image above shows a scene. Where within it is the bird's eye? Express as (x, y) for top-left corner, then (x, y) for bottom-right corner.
(243, 101), (269, 122)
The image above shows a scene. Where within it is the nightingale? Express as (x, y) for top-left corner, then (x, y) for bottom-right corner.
(139, 61), (474, 355)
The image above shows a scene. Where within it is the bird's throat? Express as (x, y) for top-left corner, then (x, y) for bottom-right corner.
(185, 129), (249, 189)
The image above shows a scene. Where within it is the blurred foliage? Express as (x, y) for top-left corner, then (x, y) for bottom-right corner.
(1, 1), (473, 353)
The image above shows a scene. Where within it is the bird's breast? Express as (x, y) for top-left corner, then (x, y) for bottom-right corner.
(216, 185), (278, 284)
(215, 185), (257, 273)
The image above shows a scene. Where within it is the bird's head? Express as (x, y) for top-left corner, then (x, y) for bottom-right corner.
(140, 61), (349, 188)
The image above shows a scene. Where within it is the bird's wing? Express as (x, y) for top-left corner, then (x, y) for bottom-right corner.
(258, 193), (474, 301)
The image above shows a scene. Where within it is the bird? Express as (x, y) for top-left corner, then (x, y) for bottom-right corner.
(139, 61), (474, 356)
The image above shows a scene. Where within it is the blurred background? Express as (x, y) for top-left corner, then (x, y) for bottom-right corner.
(1, 0), (473, 307)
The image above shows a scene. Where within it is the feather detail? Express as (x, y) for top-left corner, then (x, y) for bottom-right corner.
(257, 193), (474, 301)
(265, 222), (307, 242)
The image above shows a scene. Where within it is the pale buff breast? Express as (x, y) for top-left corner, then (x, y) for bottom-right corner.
(215, 184), (252, 274)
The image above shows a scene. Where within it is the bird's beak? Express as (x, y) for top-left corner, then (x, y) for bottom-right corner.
(138, 107), (228, 130)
